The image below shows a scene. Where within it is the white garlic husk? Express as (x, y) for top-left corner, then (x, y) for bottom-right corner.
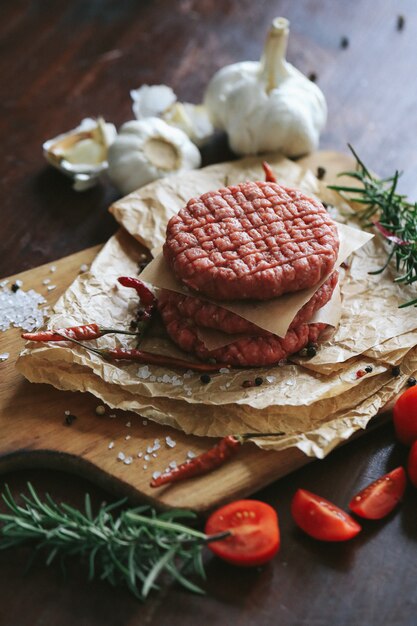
(130, 84), (214, 147)
(43, 117), (117, 191)
(107, 117), (202, 195)
(203, 17), (327, 157)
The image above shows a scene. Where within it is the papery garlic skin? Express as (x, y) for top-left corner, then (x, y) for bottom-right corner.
(43, 117), (117, 191)
(107, 117), (202, 195)
(204, 17), (327, 157)
(131, 84), (214, 147)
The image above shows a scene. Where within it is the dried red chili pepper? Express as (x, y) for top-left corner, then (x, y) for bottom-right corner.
(262, 161), (277, 183)
(117, 276), (156, 309)
(150, 431), (285, 488)
(21, 324), (137, 342)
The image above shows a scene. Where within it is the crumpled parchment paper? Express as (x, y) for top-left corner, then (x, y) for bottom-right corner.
(17, 155), (417, 458)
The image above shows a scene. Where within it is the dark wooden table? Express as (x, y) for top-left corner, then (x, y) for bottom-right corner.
(2, 1), (417, 624)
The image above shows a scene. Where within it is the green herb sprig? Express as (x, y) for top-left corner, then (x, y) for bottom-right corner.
(0, 483), (226, 599)
(328, 145), (417, 308)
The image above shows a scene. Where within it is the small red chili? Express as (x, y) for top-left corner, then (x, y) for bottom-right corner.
(22, 323), (136, 342)
(117, 276), (156, 309)
(262, 161), (277, 183)
(356, 369), (367, 378)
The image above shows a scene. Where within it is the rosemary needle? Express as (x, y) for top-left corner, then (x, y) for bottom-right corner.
(0, 483), (221, 599)
(329, 144), (417, 308)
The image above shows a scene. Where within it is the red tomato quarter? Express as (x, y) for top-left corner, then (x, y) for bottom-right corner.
(393, 386), (417, 445)
(349, 467), (406, 519)
(205, 499), (280, 566)
(408, 441), (417, 487)
(291, 489), (361, 542)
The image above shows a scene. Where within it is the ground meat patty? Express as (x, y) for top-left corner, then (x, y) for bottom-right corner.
(164, 181), (339, 301)
(159, 299), (327, 367)
(158, 271), (338, 337)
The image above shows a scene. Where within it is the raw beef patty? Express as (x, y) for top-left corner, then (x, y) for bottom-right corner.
(158, 271), (338, 337)
(164, 181), (339, 301)
(159, 297), (327, 367)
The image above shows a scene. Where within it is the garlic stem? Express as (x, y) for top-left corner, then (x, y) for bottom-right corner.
(260, 17), (290, 93)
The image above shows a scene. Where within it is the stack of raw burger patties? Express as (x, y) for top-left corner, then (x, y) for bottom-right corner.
(158, 174), (340, 367)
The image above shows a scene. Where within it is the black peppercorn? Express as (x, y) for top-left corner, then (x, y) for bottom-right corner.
(308, 72), (317, 83)
(254, 377), (263, 387)
(317, 166), (326, 180)
(407, 377), (416, 387)
(200, 373), (211, 385)
(392, 366), (401, 377)
(397, 15), (405, 31)
(306, 344), (318, 358)
(11, 283), (20, 292)
(340, 36), (349, 49)
(364, 365), (373, 373)
(64, 414), (77, 426)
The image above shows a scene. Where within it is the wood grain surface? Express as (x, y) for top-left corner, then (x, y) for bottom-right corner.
(2, 1), (417, 625)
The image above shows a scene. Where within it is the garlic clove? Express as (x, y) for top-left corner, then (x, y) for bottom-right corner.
(43, 117), (117, 191)
(131, 85), (177, 119)
(162, 102), (214, 147)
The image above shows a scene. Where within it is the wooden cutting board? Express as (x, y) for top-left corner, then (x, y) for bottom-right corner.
(0, 151), (393, 513)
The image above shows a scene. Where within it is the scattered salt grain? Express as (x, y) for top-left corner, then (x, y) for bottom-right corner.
(169, 461), (177, 469)
(117, 452), (126, 461)
(266, 375), (276, 383)
(286, 380), (295, 386)
(183, 370), (193, 379)
(0, 284), (48, 332)
(80, 264), (89, 273)
(0, 353), (10, 362)
(64, 410), (71, 416)
(47, 285), (56, 292)
(50, 265), (57, 273)
(137, 452), (143, 458)
(187, 451), (196, 459)
(144, 454), (151, 462)
(125, 435), (131, 441)
(142, 419), (148, 426)
(126, 421), (131, 428)
(0, 280), (8, 288)
(143, 464), (148, 470)
(149, 375), (156, 382)
(152, 453), (157, 458)
(166, 436), (176, 448)
(124, 456), (133, 465)
(219, 368), (229, 374)
(108, 441), (115, 450)
(138, 365), (151, 380)
(152, 471), (161, 480)
(42, 278), (51, 285)
(15, 280), (23, 288)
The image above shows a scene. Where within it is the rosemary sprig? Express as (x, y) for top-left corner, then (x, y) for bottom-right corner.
(0, 483), (224, 600)
(328, 144), (417, 308)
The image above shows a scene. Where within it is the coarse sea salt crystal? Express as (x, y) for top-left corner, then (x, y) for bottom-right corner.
(80, 263), (89, 273)
(0, 285), (48, 332)
(124, 456), (133, 465)
(0, 280), (8, 288)
(47, 285), (56, 292)
(187, 451), (196, 459)
(50, 265), (57, 273)
(183, 370), (193, 379)
(117, 452), (126, 461)
(138, 365), (151, 379)
(169, 460), (177, 469)
(266, 375), (276, 383)
(137, 452), (143, 458)
(152, 471), (161, 480)
(0, 353), (9, 362)
(219, 367), (229, 374)
(126, 421), (131, 427)
(149, 375), (156, 382)
(142, 419), (148, 426)
(42, 278), (51, 285)
(108, 441), (115, 449)
(125, 435), (131, 441)
(166, 436), (176, 448)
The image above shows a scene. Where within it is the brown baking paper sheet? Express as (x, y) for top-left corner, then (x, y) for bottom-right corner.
(16, 155), (417, 459)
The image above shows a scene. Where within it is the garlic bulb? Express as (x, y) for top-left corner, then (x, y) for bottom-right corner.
(107, 117), (201, 195)
(203, 17), (327, 157)
(130, 84), (214, 147)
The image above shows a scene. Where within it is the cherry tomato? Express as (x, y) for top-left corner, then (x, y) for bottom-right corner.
(291, 489), (361, 542)
(393, 386), (417, 445)
(349, 467), (406, 519)
(408, 441), (417, 487)
(205, 499), (280, 566)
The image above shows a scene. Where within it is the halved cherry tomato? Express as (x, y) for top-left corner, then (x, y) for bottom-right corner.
(291, 489), (361, 542)
(393, 386), (417, 445)
(407, 441), (417, 487)
(349, 467), (406, 519)
(205, 499), (280, 566)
